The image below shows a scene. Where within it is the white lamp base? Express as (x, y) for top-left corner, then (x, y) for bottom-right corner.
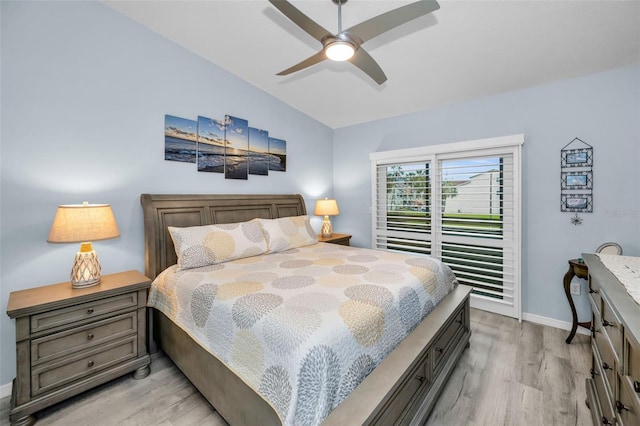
(321, 216), (333, 238)
(71, 249), (102, 289)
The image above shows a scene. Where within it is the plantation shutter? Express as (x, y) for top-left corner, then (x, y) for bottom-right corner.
(371, 135), (522, 319)
(374, 161), (432, 255)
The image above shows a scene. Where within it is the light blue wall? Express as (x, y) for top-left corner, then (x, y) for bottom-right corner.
(333, 64), (640, 325)
(0, 1), (333, 385)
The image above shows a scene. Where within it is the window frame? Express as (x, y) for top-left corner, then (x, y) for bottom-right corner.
(370, 134), (524, 320)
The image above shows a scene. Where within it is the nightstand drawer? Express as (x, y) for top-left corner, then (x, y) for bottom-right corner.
(31, 292), (138, 334)
(31, 336), (137, 396)
(31, 312), (137, 365)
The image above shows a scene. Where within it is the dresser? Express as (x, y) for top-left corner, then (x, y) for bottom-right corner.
(6, 270), (151, 426)
(584, 253), (640, 425)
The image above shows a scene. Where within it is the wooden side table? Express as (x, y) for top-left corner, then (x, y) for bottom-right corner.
(563, 258), (591, 343)
(6, 270), (151, 426)
(318, 233), (351, 246)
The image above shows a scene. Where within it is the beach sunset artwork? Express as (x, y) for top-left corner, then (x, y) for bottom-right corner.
(197, 116), (226, 173)
(165, 115), (197, 163)
(268, 137), (287, 172)
(224, 115), (249, 180)
(248, 127), (270, 176)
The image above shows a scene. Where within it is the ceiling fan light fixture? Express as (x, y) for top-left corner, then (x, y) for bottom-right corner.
(325, 41), (355, 61)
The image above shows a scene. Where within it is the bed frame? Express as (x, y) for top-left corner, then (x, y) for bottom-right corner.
(141, 193), (471, 425)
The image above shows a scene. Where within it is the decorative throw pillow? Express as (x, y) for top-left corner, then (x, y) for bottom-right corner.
(258, 215), (317, 253)
(168, 220), (267, 270)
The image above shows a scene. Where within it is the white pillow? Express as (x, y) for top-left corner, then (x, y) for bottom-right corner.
(257, 215), (317, 253)
(168, 219), (267, 270)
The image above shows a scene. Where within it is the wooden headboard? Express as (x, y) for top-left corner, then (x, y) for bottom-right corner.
(140, 194), (307, 280)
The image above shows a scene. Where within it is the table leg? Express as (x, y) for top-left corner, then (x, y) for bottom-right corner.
(564, 265), (579, 344)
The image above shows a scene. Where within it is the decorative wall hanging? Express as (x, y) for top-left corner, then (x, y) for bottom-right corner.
(164, 115), (197, 163)
(268, 137), (287, 172)
(560, 138), (593, 217)
(196, 115), (225, 173)
(164, 114), (287, 179)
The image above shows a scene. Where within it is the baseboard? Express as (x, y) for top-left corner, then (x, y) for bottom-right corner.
(522, 312), (591, 336)
(0, 381), (11, 399)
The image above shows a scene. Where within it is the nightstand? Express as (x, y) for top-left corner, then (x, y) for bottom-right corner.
(6, 270), (151, 426)
(318, 233), (352, 246)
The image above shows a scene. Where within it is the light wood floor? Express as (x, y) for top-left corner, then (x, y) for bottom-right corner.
(0, 309), (592, 425)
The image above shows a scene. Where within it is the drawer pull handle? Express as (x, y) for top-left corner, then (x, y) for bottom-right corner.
(602, 416), (612, 425)
(87, 333), (94, 340)
(590, 368), (599, 377)
(415, 375), (425, 384)
(602, 362), (611, 371)
(602, 319), (613, 327)
(435, 347), (444, 354)
(634, 380), (640, 393)
(87, 308), (94, 315)
(615, 401), (629, 412)
(88, 360), (94, 368)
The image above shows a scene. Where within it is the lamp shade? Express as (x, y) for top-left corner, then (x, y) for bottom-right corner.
(48, 203), (120, 243)
(314, 198), (339, 216)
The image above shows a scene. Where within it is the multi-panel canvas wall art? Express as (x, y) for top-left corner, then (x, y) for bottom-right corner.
(197, 116), (226, 173)
(268, 137), (287, 172)
(164, 115), (197, 163)
(224, 116), (249, 180)
(249, 127), (269, 176)
(165, 114), (286, 179)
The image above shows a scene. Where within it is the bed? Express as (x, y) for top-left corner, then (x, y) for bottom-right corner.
(141, 193), (471, 425)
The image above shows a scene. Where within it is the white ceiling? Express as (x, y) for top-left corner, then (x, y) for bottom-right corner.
(104, 0), (640, 129)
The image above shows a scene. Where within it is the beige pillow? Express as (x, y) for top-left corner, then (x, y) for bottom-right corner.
(258, 215), (317, 253)
(168, 220), (267, 270)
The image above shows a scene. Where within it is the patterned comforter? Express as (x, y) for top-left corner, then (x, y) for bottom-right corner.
(148, 243), (458, 425)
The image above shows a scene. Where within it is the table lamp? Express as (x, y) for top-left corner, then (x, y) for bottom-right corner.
(314, 198), (339, 237)
(47, 202), (120, 288)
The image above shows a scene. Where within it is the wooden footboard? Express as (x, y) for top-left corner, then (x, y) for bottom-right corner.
(154, 284), (471, 426)
(324, 284), (472, 425)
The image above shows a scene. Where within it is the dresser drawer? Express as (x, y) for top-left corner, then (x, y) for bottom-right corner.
(588, 277), (602, 317)
(31, 336), (137, 396)
(592, 349), (615, 426)
(374, 353), (430, 425)
(626, 337), (640, 387)
(31, 312), (137, 365)
(593, 335), (617, 398)
(432, 305), (465, 373)
(618, 376), (640, 426)
(31, 292), (138, 334)
(601, 296), (623, 362)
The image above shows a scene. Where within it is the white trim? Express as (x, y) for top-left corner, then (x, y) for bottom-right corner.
(0, 381), (12, 399)
(369, 133), (524, 161)
(522, 312), (591, 336)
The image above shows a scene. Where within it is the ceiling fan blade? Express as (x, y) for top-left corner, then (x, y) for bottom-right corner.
(268, 0), (332, 43)
(349, 47), (387, 85)
(346, 0), (440, 43)
(276, 50), (327, 76)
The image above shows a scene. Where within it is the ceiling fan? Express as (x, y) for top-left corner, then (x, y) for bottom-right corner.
(268, 0), (440, 85)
